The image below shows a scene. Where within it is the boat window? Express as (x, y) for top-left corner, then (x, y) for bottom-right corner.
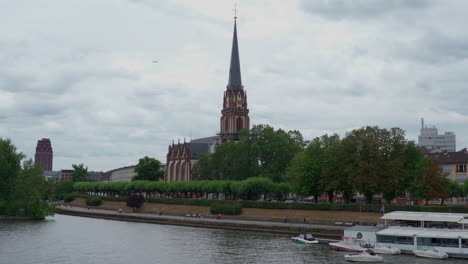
(417, 237), (459, 248)
(462, 239), (468, 248)
(377, 235), (413, 245)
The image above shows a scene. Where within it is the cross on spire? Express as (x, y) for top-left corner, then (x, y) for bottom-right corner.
(233, 3), (238, 19)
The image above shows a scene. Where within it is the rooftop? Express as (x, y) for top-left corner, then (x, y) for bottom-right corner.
(426, 150), (468, 164)
(381, 211), (468, 224)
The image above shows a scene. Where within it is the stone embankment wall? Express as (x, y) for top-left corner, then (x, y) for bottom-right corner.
(56, 207), (344, 239)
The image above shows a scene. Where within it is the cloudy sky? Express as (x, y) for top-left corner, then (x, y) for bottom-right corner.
(2, 0), (468, 171)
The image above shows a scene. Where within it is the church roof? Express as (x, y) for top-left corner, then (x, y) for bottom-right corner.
(190, 135), (219, 144)
(227, 19), (243, 90)
(189, 136), (219, 158)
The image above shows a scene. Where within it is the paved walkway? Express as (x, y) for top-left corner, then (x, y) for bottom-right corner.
(57, 205), (344, 240)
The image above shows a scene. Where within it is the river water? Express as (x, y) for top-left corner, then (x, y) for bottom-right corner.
(0, 214), (465, 264)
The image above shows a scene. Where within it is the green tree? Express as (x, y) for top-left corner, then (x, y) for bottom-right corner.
(55, 180), (74, 199)
(447, 181), (463, 199)
(0, 138), (24, 201)
(133, 156), (164, 181)
(288, 138), (323, 202)
(413, 157), (450, 205)
(342, 126), (407, 203)
(319, 134), (343, 203)
(72, 164), (89, 182)
(7, 159), (54, 219)
(400, 142), (426, 200)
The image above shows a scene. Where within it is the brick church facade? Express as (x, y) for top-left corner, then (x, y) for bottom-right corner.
(166, 18), (250, 182)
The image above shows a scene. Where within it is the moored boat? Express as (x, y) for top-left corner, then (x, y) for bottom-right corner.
(413, 248), (448, 259)
(372, 246), (400, 255)
(329, 237), (366, 252)
(292, 233), (319, 244)
(345, 250), (383, 262)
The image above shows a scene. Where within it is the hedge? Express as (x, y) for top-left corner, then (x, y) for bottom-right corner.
(85, 196), (102, 206)
(62, 193), (76, 203)
(210, 202), (243, 215)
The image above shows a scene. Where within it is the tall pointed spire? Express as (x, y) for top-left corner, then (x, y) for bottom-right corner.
(227, 18), (243, 90)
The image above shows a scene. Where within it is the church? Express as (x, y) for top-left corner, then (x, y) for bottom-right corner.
(165, 17), (250, 182)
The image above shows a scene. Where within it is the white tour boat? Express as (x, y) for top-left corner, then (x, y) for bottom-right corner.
(344, 250), (383, 263)
(329, 237), (367, 252)
(291, 233), (319, 244)
(342, 211), (468, 259)
(372, 246), (401, 255)
(413, 248), (448, 259)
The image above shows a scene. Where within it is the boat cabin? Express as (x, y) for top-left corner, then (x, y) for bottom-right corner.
(376, 211), (468, 258)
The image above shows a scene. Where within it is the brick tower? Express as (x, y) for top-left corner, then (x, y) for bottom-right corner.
(220, 17), (250, 142)
(35, 138), (53, 171)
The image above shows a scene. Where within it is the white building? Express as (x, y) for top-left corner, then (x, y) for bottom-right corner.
(418, 118), (456, 152)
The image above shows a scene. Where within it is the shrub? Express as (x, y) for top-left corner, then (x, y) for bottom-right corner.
(210, 201), (242, 215)
(85, 196), (102, 206)
(127, 193), (144, 212)
(63, 193), (76, 203)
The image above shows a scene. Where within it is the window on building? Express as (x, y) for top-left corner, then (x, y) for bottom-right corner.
(442, 165), (452, 173)
(456, 164), (467, 172)
(456, 174), (466, 183)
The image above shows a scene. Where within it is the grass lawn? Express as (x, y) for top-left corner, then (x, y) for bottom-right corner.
(67, 198), (382, 224)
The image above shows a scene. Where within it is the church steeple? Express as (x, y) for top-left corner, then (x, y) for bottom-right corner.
(227, 18), (243, 90)
(220, 15), (250, 143)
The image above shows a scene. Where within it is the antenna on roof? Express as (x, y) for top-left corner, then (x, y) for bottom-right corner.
(421, 118), (424, 128)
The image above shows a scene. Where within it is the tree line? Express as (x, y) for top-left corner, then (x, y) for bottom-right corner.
(196, 125), (461, 204)
(73, 177), (291, 200)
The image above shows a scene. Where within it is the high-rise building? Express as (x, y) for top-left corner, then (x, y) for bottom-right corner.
(34, 138), (53, 171)
(418, 118), (456, 152)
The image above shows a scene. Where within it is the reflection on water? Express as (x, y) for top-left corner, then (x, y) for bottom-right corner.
(0, 214), (466, 264)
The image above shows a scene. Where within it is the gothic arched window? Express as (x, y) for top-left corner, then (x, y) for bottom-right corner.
(170, 163), (175, 182)
(236, 117), (243, 132)
(175, 163), (180, 182)
(181, 162), (186, 182)
(225, 118), (229, 133)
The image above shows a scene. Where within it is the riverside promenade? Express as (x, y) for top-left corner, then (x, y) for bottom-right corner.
(56, 206), (344, 240)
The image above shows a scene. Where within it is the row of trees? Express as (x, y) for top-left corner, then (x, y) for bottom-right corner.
(0, 139), (55, 219)
(73, 178), (291, 200)
(288, 127), (452, 204)
(196, 125), (456, 204)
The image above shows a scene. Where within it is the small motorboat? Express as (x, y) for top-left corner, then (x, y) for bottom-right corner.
(413, 248), (448, 259)
(292, 233), (319, 244)
(345, 250), (383, 262)
(329, 237), (366, 252)
(372, 246), (400, 255)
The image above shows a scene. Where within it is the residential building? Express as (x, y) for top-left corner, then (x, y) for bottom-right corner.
(427, 149), (468, 184)
(60, 169), (73, 181)
(34, 138), (53, 171)
(418, 118), (456, 152)
(44, 171), (61, 181)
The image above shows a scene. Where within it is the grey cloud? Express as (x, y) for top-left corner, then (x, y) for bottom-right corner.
(299, 0), (432, 20)
(398, 30), (468, 65)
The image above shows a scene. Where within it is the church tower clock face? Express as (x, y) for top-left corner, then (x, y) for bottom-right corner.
(220, 17), (250, 143)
